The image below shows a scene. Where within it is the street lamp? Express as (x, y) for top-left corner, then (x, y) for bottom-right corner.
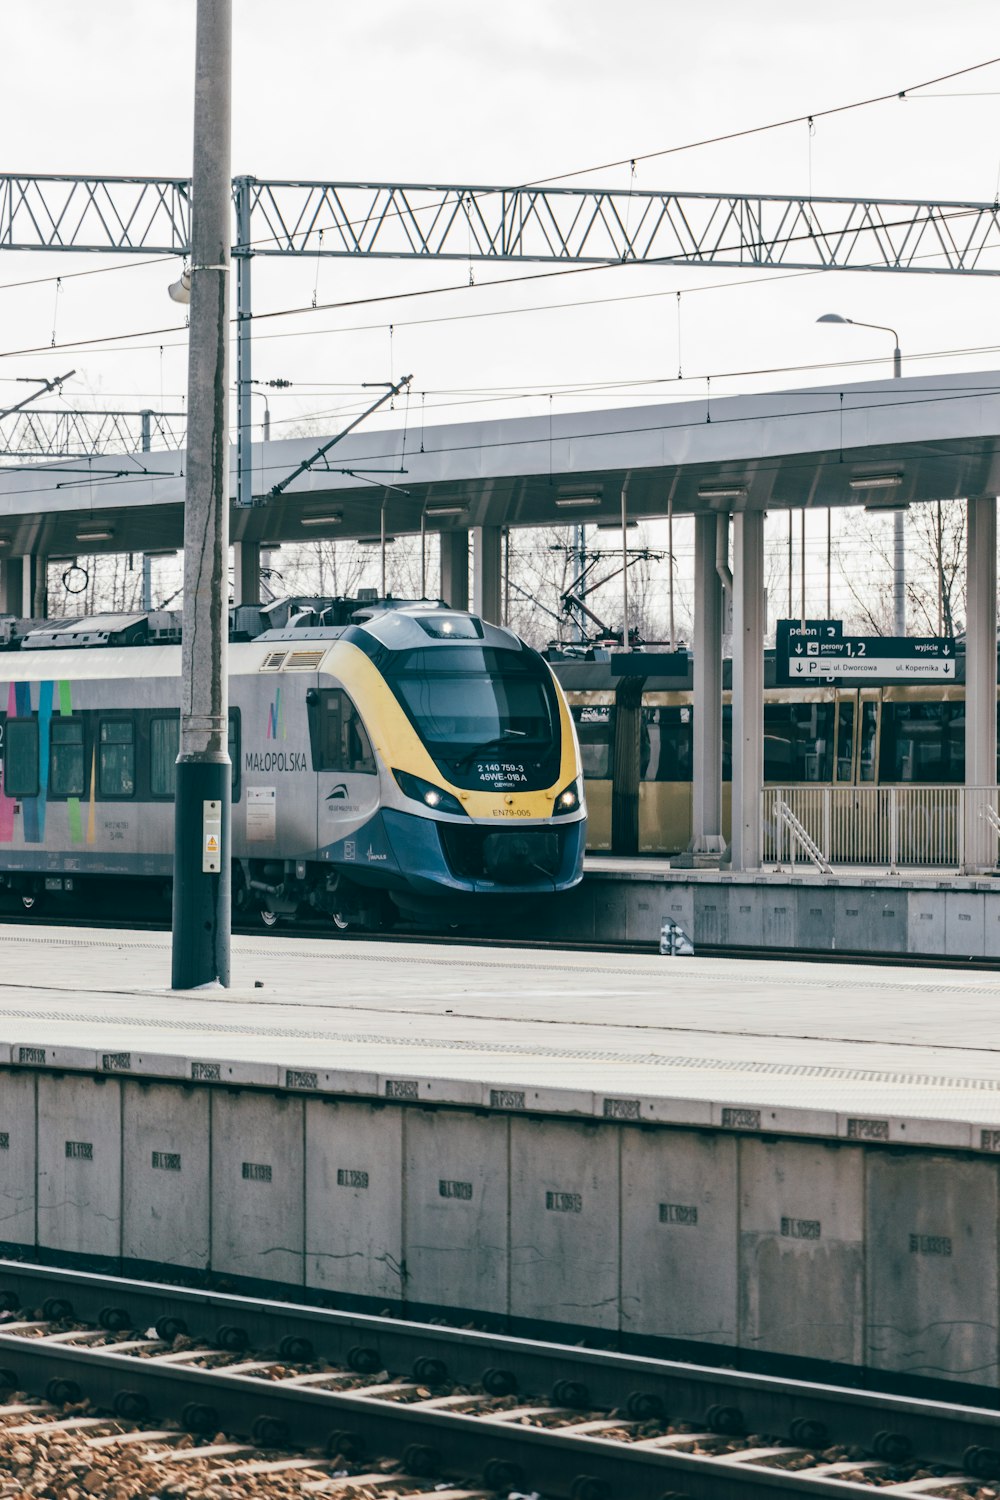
(816, 312), (901, 378)
(817, 311), (905, 634)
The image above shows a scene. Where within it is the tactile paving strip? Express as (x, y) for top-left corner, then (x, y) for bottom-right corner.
(1, 1001), (999, 1094)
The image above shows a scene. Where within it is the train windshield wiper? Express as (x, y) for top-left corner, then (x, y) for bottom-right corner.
(453, 730), (530, 769)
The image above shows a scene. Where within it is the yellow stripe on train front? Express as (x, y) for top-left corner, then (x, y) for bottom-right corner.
(328, 640), (581, 820)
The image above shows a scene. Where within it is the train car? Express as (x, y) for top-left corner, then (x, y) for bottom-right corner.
(0, 600), (585, 928)
(552, 651), (987, 858)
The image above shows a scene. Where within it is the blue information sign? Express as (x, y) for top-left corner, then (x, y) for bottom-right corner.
(776, 620), (956, 684)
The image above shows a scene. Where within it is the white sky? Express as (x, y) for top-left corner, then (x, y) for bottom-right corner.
(2, 0), (999, 432)
(1, 1), (999, 627)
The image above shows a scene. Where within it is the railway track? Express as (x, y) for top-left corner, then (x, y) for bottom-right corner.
(5, 899), (1000, 971)
(0, 1262), (999, 1498)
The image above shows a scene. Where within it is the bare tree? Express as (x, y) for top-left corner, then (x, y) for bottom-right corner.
(834, 501), (966, 637)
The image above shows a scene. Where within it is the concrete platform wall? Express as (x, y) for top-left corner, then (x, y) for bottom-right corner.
(2, 1065), (1000, 1386)
(560, 870), (1000, 958)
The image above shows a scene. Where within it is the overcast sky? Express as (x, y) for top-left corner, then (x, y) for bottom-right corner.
(2, 0), (1000, 448)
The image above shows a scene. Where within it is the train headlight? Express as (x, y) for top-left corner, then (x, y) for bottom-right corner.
(393, 768), (468, 817)
(553, 777), (582, 815)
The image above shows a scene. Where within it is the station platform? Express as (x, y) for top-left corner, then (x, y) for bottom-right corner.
(564, 854), (1000, 959)
(1, 924), (1000, 1388)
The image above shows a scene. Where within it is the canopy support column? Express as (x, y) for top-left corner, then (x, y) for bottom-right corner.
(0, 559), (23, 617)
(965, 494), (997, 872)
(731, 511), (764, 871)
(691, 512), (725, 855)
(232, 539), (261, 607)
(472, 525), (502, 624)
(439, 529), (469, 610)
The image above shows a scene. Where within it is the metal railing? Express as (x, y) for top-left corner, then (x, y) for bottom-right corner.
(763, 785), (1000, 871)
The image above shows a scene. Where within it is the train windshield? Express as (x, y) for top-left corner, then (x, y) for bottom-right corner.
(385, 646), (556, 759)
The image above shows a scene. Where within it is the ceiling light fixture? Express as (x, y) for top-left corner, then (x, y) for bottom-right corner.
(554, 495), (603, 509)
(698, 483), (748, 500)
(299, 513), (343, 526)
(425, 504), (468, 518)
(76, 530), (114, 543)
(848, 473), (903, 490)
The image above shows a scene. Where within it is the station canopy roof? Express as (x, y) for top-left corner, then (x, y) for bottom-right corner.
(0, 369), (998, 558)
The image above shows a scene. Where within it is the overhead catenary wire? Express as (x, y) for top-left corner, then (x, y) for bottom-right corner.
(0, 52), (996, 398)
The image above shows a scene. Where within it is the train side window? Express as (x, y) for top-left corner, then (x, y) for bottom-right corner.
(879, 702), (963, 783)
(313, 689), (375, 774)
(859, 701), (879, 782)
(640, 706), (692, 781)
(50, 718), (85, 798)
(149, 713), (238, 799)
(229, 710), (241, 798)
(150, 716), (180, 798)
(4, 718), (38, 798)
(99, 718), (135, 798)
(763, 702), (834, 782)
(571, 706), (614, 780)
(835, 700), (855, 782)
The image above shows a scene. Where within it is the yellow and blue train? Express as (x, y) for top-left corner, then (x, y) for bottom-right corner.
(0, 600), (586, 927)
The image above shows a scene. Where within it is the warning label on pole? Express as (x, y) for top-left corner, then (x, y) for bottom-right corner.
(202, 800), (222, 874)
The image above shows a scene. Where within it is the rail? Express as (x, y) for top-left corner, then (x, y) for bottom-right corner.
(2, 1260), (1000, 1498)
(763, 785), (1000, 872)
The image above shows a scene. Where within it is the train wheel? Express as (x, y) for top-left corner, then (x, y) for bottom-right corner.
(20, 893), (37, 912)
(331, 911), (354, 932)
(259, 907), (280, 929)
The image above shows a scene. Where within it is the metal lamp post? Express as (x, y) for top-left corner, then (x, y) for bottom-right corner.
(817, 312), (905, 635)
(171, 0), (233, 989)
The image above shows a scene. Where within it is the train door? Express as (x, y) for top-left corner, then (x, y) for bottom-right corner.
(568, 697), (614, 850)
(832, 688), (880, 785)
(638, 698), (693, 854)
(830, 688), (881, 859)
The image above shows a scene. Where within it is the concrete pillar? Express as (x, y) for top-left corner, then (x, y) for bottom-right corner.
(965, 495), (997, 870)
(731, 511), (765, 871)
(0, 558), (23, 616)
(232, 539), (261, 607)
(472, 525), (502, 624)
(439, 529), (469, 611)
(692, 513), (725, 853)
(22, 556), (46, 618)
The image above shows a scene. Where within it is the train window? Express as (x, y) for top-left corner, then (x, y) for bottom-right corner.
(98, 719), (135, 798)
(836, 700), (855, 782)
(879, 702), (964, 783)
(641, 707), (692, 781)
(571, 705), (614, 780)
(149, 713), (240, 798)
(859, 701), (879, 782)
(150, 716), (180, 798)
(763, 702), (834, 782)
(229, 711), (241, 797)
(50, 719), (85, 798)
(722, 705), (732, 782)
(385, 646), (556, 756)
(4, 718), (38, 798)
(313, 689), (376, 775)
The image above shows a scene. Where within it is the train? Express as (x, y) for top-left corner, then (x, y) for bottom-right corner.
(551, 649), (984, 855)
(0, 598), (586, 927)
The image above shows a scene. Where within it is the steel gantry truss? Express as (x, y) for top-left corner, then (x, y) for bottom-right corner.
(0, 406), (186, 461)
(3, 172), (1000, 504)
